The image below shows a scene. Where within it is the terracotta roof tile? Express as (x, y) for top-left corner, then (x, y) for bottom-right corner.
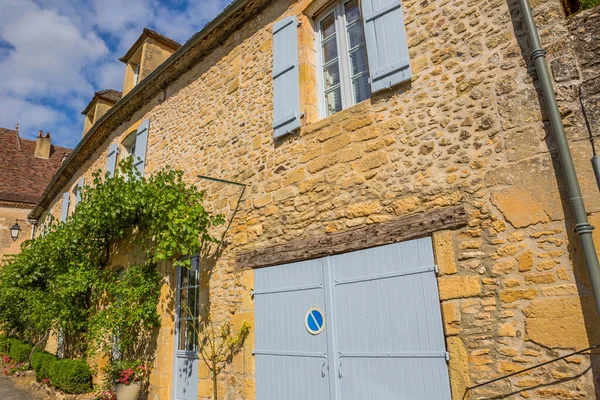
(0, 127), (71, 204)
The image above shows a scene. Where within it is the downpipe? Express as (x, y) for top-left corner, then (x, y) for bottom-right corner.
(518, 0), (600, 316)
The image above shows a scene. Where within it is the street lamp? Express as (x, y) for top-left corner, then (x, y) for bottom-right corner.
(10, 222), (21, 241)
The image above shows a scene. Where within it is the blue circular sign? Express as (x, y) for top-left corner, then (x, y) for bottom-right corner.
(305, 307), (325, 335)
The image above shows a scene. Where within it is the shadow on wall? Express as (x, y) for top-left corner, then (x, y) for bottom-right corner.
(502, 0), (600, 398)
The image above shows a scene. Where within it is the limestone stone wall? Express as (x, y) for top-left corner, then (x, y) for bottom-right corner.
(0, 204), (33, 262)
(38, 0), (600, 398)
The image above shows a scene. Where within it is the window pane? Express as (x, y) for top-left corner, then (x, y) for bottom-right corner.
(353, 74), (371, 103)
(325, 88), (343, 116)
(180, 288), (188, 319)
(347, 23), (365, 50)
(324, 62), (340, 89)
(349, 48), (369, 77)
(185, 319), (196, 351)
(322, 37), (338, 64)
(178, 319), (186, 350)
(321, 13), (336, 39)
(345, 0), (361, 24)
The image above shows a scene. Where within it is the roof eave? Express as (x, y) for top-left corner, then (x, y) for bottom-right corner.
(29, 0), (267, 220)
(119, 28), (182, 64)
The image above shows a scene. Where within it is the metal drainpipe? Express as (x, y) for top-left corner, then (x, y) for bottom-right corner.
(518, 0), (600, 316)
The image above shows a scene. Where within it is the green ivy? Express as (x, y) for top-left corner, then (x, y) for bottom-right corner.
(0, 159), (223, 362)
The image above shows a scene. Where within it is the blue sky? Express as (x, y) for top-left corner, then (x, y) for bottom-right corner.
(0, 0), (232, 149)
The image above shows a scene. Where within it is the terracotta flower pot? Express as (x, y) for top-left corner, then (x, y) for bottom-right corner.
(115, 382), (141, 400)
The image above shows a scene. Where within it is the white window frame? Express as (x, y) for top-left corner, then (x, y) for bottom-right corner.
(315, 0), (370, 119)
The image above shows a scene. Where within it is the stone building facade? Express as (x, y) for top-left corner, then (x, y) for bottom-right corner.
(0, 127), (70, 261)
(28, 0), (600, 399)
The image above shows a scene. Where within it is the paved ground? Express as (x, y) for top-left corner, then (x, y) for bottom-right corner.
(0, 375), (41, 400)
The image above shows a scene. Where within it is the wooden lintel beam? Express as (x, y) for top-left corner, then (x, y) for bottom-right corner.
(236, 205), (468, 269)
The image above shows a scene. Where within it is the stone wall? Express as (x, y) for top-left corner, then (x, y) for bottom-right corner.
(0, 204), (33, 262)
(37, 0), (600, 399)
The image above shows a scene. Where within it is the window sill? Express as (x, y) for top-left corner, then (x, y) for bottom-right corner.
(300, 99), (372, 137)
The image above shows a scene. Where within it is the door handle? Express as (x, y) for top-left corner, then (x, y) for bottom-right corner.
(338, 362), (343, 379)
(321, 361), (327, 378)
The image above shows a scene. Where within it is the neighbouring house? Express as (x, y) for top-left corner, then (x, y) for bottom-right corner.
(0, 127), (70, 261)
(26, 0), (600, 399)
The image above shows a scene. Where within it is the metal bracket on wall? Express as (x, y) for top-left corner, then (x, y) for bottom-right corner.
(197, 174), (247, 243)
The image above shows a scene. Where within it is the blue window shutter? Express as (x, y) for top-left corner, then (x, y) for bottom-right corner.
(106, 143), (119, 178)
(362, 0), (411, 93)
(75, 177), (84, 205)
(60, 192), (70, 222)
(272, 16), (301, 139)
(134, 118), (149, 177)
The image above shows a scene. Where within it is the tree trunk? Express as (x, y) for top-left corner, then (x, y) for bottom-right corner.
(212, 363), (218, 400)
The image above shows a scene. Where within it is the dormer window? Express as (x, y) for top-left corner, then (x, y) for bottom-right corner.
(122, 131), (137, 156)
(133, 64), (140, 86)
(119, 29), (181, 96)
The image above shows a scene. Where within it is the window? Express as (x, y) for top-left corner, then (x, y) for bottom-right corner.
(316, 0), (370, 117)
(133, 63), (140, 86)
(122, 131), (137, 156)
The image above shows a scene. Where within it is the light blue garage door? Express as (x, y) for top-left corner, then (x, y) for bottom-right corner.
(253, 237), (451, 400)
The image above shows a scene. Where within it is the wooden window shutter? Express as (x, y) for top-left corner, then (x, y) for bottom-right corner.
(60, 192), (70, 222)
(106, 143), (119, 178)
(134, 118), (150, 177)
(361, 0), (411, 93)
(75, 177), (85, 205)
(272, 16), (301, 139)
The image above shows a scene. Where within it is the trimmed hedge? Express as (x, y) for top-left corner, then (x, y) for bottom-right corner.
(4, 338), (92, 394)
(9, 340), (32, 364)
(31, 350), (57, 381)
(49, 359), (92, 394)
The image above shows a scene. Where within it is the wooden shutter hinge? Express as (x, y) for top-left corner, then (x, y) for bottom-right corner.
(434, 264), (439, 274)
(297, 20), (303, 27)
(445, 352), (451, 361)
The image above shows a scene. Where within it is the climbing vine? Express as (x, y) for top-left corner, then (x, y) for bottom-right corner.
(0, 158), (224, 361)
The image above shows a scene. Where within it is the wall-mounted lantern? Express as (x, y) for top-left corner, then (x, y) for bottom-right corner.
(10, 222), (21, 241)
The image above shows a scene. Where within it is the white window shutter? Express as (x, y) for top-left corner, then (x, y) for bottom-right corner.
(75, 177), (85, 205)
(106, 143), (119, 178)
(361, 0), (411, 93)
(134, 118), (150, 177)
(272, 16), (301, 139)
(60, 192), (70, 222)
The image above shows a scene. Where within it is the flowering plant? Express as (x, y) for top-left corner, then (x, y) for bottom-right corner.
(105, 360), (148, 386)
(93, 389), (117, 400)
(1, 355), (28, 375)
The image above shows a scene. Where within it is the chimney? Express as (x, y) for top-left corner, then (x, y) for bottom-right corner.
(34, 130), (52, 159)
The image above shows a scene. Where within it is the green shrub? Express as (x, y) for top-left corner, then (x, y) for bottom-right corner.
(49, 358), (92, 394)
(9, 339), (32, 364)
(581, 0), (600, 10)
(31, 350), (57, 381)
(0, 336), (10, 355)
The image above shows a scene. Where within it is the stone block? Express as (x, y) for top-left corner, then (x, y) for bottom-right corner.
(446, 337), (470, 400)
(499, 289), (538, 303)
(492, 187), (549, 228)
(346, 201), (381, 218)
(433, 230), (457, 275)
(524, 296), (600, 349)
(438, 276), (481, 300)
(517, 250), (534, 272)
(351, 152), (387, 172)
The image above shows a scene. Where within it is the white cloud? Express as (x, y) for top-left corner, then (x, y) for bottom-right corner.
(0, 2), (108, 98)
(0, 0), (232, 148)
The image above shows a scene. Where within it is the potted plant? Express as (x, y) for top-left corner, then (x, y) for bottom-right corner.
(106, 360), (147, 400)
